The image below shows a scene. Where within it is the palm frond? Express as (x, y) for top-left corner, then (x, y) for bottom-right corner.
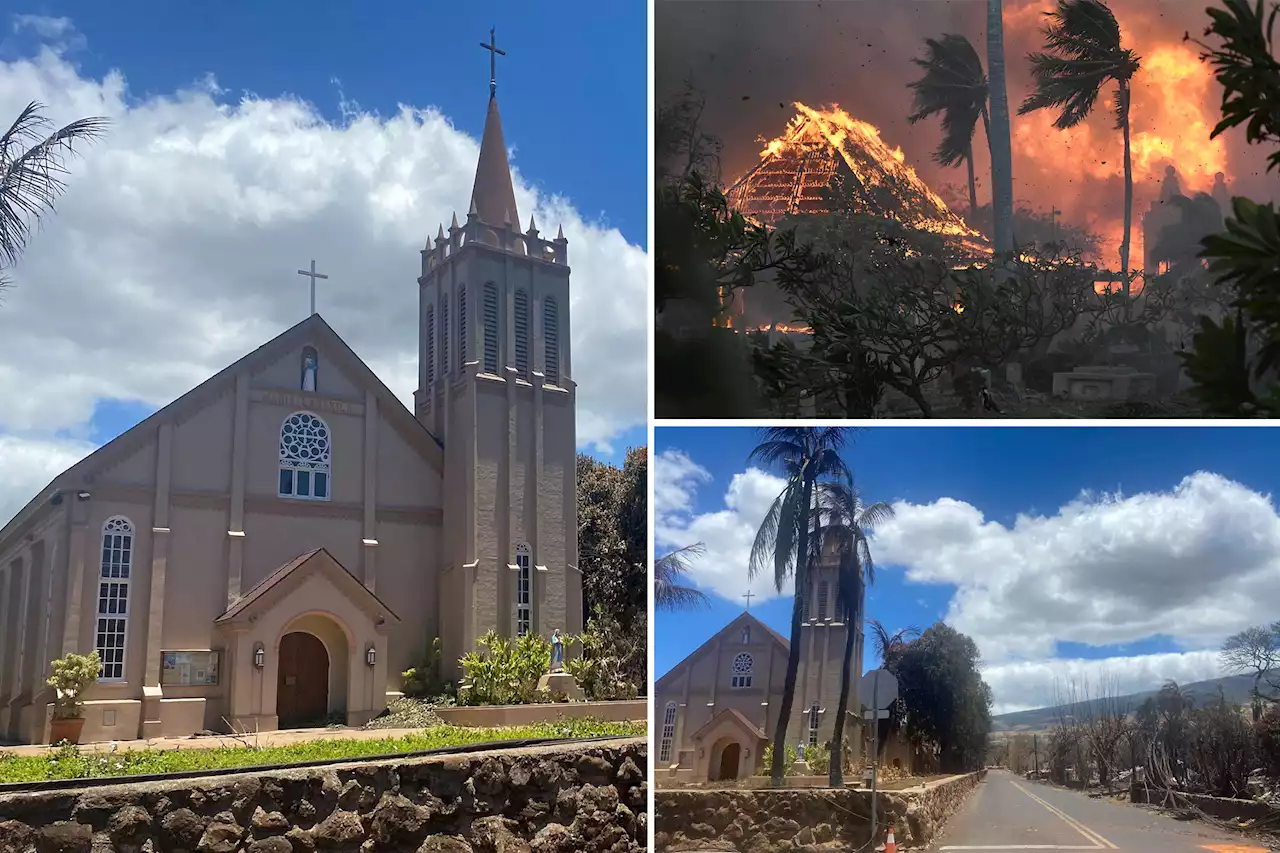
(907, 34), (989, 169)
(655, 544), (712, 611)
(0, 102), (110, 269)
(1017, 0), (1141, 129)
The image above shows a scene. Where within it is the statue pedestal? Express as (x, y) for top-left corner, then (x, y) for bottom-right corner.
(537, 671), (586, 702)
(790, 759), (811, 776)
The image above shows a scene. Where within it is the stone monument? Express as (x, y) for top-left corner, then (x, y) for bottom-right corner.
(536, 629), (586, 702)
(1051, 365), (1156, 401)
(790, 742), (812, 776)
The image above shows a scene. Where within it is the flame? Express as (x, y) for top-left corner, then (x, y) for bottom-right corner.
(1005, 3), (1228, 273)
(732, 102), (990, 257)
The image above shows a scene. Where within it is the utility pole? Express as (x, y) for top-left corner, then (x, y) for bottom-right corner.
(1033, 733), (1039, 777)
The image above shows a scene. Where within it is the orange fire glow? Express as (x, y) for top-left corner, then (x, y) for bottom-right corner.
(1006, 3), (1228, 273)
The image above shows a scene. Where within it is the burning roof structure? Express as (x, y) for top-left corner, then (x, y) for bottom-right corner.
(725, 103), (990, 258)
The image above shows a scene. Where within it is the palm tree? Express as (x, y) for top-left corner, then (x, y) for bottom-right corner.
(812, 483), (895, 787)
(987, 0), (1017, 255)
(907, 34), (990, 219)
(1018, 0), (1141, 297)
(869, 620), (921, 763)
(1, 102), (110, 291)
(748, 427), (855, 785)
(654, 543), (712, 611)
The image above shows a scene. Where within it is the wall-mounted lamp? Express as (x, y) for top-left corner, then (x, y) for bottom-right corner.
(253, 644), (265, 668)
(365, 645), (377, 667)
(76, 491), (91, 501)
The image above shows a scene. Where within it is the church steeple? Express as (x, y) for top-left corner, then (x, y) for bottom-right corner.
(470, 29), (519, 228)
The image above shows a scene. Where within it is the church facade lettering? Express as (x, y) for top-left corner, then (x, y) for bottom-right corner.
(254, 389), (362, 416)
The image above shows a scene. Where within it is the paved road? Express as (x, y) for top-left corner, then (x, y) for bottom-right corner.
(929, 769), (1276, 853)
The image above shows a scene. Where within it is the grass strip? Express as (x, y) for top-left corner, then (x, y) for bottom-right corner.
(0, 718), (646, 784)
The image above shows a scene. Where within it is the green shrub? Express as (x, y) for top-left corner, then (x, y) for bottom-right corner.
(402, 638), (447, 699)
(459, 631), (568, 706)
(805, 743), (831, 775)
(760, 743), (800, 776)
(565, 608), (641, 701)
(48, 652), (100, 720)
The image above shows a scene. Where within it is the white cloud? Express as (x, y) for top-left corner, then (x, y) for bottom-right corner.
(983, 651), (1226, 716)
(665, 452), (1279, 713)
(0, 435), (96, 526)
(654, 449), (789, 602)
(872, 472), (1280, 665)
(0, 39), (648, 522)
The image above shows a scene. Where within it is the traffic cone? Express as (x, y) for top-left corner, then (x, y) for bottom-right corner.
(885, 825), (897, 853)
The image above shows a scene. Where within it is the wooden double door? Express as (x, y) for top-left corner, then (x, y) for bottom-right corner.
(277, 631), (330, 728)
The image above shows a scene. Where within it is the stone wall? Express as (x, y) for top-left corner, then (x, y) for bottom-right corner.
(655, 770), (985, 852)
(1130, 784), (1279, 822)
(0, 737), (646, 853)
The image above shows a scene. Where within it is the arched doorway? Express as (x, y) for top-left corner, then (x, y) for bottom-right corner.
(718, 742), (742, 780)
(277, 631), (329, 728)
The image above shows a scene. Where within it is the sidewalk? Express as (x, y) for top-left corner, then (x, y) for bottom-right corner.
(0, 724), (434, 757)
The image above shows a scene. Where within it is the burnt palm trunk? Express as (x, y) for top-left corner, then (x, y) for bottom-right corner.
(1119, 78), (1134, 317)
(828, 582), (861, 787)
(966, 143), (978, 221)
(770, 474), (816, 785)
(986, 0), (1015, 255)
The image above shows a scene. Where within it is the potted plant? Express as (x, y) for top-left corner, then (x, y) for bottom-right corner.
(47, 651), (101, 744)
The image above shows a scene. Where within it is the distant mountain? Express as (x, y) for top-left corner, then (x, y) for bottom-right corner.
(991, 674), (1259, 733)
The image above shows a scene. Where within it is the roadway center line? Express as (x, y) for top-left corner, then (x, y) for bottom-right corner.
(1010, 780), (1118, 850)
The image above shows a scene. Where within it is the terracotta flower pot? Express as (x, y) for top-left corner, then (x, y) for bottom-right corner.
(50, 716), (86, 745)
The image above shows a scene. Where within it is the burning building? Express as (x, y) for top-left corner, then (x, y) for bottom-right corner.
(725, 102), (990, 258)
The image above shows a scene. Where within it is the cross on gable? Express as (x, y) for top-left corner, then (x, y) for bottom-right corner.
(296, 259), (329, 318)
(743, 590), (755, 611)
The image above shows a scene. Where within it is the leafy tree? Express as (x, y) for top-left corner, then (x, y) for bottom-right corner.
(806, 482), (894, 786)
(577, 449), (647, 640)
(907, 34), (990, 218)
(1178, 0), (1280, 412)
(748, 427), (856, 784)
(888, 623), (993, 773)
(986, 0), (1017, 255)
(1220, 622), (1280, 721)
(1, 102), (110, 292)
(1019, 0), (1142, 293)
(772, 211), (1094, 416)
(654, 543), (711, 611)
(869, 621), (921, 763)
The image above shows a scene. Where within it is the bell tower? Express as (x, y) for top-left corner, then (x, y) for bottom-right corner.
(795, 553), (864, 761)
(416, 30), (581, 676)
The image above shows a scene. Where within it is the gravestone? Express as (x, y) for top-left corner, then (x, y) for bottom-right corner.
(1051, 365), (1156, 401)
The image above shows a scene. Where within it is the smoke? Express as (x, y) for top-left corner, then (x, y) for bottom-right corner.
(656, 0), (1277, 267)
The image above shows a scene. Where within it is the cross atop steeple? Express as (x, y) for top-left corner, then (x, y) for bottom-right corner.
(479, 27), (506, 99)
(743, 590), (755, 611)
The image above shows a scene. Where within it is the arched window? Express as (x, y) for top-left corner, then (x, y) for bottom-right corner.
(441, 300), (450, 380)
(425, 305), (435, 386)
(659, 701), (678, 764)
(808, 703), (821, 747)
(543, 296), (559, 385)
(482, 282), (499, 375)
(514, 289), (530, 378)
(515, 542), (532, 637)
(731, 652), (753, 689)
(96, 517), (133, 681)
(300, 346), (318, 392)
(802, 585), (811, 622)
(278, 412), (332, 501)
(818, 581), (830, 621)
(742, 625), (751, 644)
(458, 285), (468, 373)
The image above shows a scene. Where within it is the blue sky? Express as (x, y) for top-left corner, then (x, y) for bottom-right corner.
(4, 1), (646, 248)
(0, 0), (647, 525)
(654, 426), (1280, 714)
